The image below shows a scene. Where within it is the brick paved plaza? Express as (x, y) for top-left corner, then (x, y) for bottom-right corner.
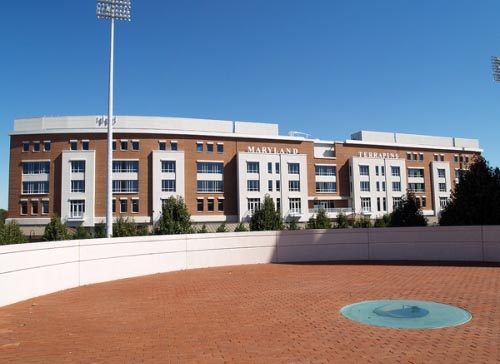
(1, 263), (499, 364)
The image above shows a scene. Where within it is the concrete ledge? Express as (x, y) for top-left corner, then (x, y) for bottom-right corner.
(1, 226), (500, 307)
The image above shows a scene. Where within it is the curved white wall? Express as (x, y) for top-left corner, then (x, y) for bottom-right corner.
(1, 226), (500, 307)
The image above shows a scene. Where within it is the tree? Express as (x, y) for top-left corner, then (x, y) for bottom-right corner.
(390, 191), (427, 227)
(353, 215), (372, 228)
(94, 223), (106, 238)
(234, 222), (248, 232)
(373, 214), (391, 228)
(249, 195), (284, 231)
(0, 221), (27, 245)
(42, 216), (70, 241)
(113, 217), (137, 237)
(440, 157), (500, 226)
(197, 224), (209, 233)
(216, 222), (229, 232)
(335, 212), (349, 229)
(308, 208), (332, 229)
(156, 196), (193, 235)
(72, 226), (91, 240)
(0, 209), (7, 224)
(287, 217), (300, 230)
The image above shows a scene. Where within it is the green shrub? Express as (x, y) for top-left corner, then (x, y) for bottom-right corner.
(113, 216), (137, 237)
(0, 221), (27, 245)
(42, 216), (70, 241)
(287, 217), (300, 230)
(335, 212), (349, 229)
(234, 222), (248, 232)
(156, 196), (192, 235)
(250, 195), (284, 231)
(216, 222), (229, 233)
(72, 226), (91, 240)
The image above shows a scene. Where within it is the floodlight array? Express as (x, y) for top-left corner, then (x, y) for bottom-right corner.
(491, 56), (500, 82)
(97, 0), (131, 21)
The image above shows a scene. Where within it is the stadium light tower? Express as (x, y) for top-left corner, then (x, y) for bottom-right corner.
(492, 56), (500, 82)
(97, 0), (131, 238)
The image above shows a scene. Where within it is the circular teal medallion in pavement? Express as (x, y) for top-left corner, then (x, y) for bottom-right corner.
(340, 299), (471, 329)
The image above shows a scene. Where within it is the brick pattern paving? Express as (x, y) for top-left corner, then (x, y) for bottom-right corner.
(1, 263), (499, 363)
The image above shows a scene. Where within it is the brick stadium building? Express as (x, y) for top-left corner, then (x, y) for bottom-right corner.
(7, 116), (481, 233)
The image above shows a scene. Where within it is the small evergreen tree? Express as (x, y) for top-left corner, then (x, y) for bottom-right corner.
(216, 222), (229, 232)
(373, 214), (391, 227)
(94, 223), (106, 238)
(249, 195), (284, 231)
(440, 157), (500, 225)
(156, 196), (192, 235)
(72, 225), (91, 240)
(197, 224), (209, 233)
(353, 215), (371, 228)
(136, 224), (150, 236)
(42, 215), (70, 241)
(390, 191), (427, 227)
(315, 208), (332, 229)
(113, 217), (137, 237)
(335, 212), (349, 229)
(234, 222), (248, 232)
(0, 221), (27, 245)
(287, 217), (300, 230)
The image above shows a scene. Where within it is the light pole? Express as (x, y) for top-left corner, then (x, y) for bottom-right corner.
(97, 0), (131, 238)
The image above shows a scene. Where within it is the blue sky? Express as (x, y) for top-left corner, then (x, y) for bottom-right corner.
(1, 0), (500, 209)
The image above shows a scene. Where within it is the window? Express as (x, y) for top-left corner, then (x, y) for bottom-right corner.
(377, 197), (381, 212)
(197, 162), (223, 174)
(392, 182), (401, 192)
(120, 199), (128, 213)
(247, 180), (260, 192)
(247, 162), (259, 174)
(383, 197), (387, 211)
(132, 140), (139, 151)
(454, 155), (459, 163)
(42, 200), (49, 214)
(376, 181), (380, 192)
(20, 201), (28, 215)
(315, 165), (336, 176)
(217, 143), (224, 153)
(207, 199), (214, 212)
(382, 181), (386, 192)
(440, 155), (445, 162)
(289, 198), (302, 214)
(132, 199), (139, 213)
(440, 197), (448, 208)
(268, 162), (272, 174)
(196, 142), (203, 152)
(112, 140), (117, 151)
(419, 154), (424, 161)
(268, 180), (273, 192)
(207, 143), (214, 153)
(171, 141), (178, 151)
(434, 154), (438, 161)
(316, 182), (336, 192)
(359, 165), (369, 176)
(375, 166), (379, 176)
(22, 182), (49, 194)
(413, 153), (418, 161)
(391, 166), (400, 177)
(218, 198), (224, 212)
(289, 180), (300, 192)
(23, 161), (50, 175)
(71, 160), (85, 173)
(276, 180), (280, 192)
(120, 140), (128, 151)
(22, 142), (30, 152)
(197, 199), (204, 212)
(276, 198), (281, 211)
(113, 160), (138, 173)
(406, 153), (411, 161)
(82, 140), (89, 151)
(112, 180), (139, 193)
(159, 141), (166, 151)
(438, 169), (446, 178)
(43, 141), (51, 152)
(422, 197), (427, 208)
(408, 183), (425, 193)
(33, 142), (40, 152)
(275, 162), (280, 174)
(31, 200), (38, 214)
(408, 168), (424, 178)
(70, 140), (77, 151)
(197, 180), (224, 192)
(393, 197), (402, 209)
(248, 198), (261, 213)
(439, 183), (447, 192)
(161, 161), (176, 173)
(360, 181), (370, 192)
(288, 163), (300, 174)
(361, 197), (371, 212)
(71, 180), (85, 193)
(161, 180), (176, 192)
(381, 166), (385, 176)
(70, 200), (85, 218)
(112, 199), (116, 213)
